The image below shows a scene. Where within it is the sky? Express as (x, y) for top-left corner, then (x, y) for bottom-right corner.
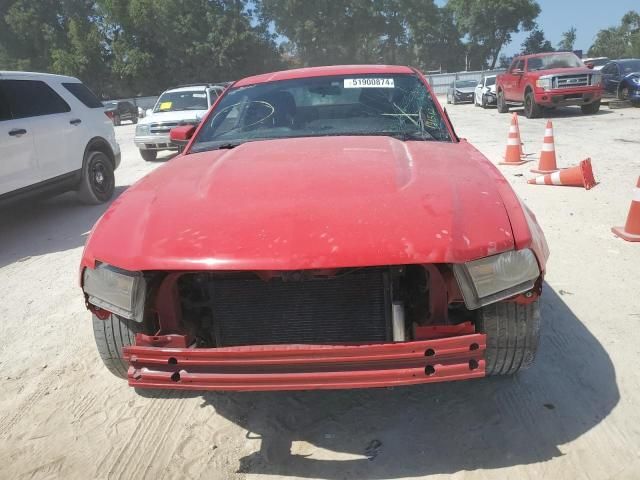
(434, 0), (639, 56)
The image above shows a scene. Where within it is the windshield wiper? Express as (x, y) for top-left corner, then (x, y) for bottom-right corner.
(215, 142), (243, 150)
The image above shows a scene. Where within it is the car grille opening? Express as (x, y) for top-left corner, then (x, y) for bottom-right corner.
(178, 268), (392, 347)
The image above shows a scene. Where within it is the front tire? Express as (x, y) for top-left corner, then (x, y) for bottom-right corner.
(93, 314), (141, 378)
(524, 91), (542, 119)
(581, 100), (601, 114)
(497, 91), (509, 113)
(77, 151), (115, 204)
(140, 149), (157, 162)
(481, 95), (488, 108)
(477, 301), (541, 376)
(132, 116), (138, 124)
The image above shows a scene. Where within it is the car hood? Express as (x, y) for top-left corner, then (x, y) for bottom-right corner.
(455, 87), (476, 93)
(139, 109), (208, 125)
(83, 136), (517, 271)
(531, 67), (594, 77)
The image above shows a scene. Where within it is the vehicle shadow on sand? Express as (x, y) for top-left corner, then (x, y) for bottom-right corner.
(189, 283), (618, 478)
(513, 107), (614, 119)
(0, 186), (128, 269)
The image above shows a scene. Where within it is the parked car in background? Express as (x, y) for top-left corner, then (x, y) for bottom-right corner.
(0, 71), (119, 205)
(134, 83), (227, 161)
(474, 75), (497, 108)
(82, 65), (549, 392)
(496, 52), (603, 118)
(601, 59), (640, 103)
(582, 57), (609, 70)
(446, 79), (477, 104)
(103, 100), (138, 126)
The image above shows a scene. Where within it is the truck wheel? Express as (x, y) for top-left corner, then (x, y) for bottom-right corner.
(77, 151), (115, 204)
(618, 87), (629, 101)
(476, 301), (540, 376)
(93, 314), (141, 378)
(497, 91), (509, 113)
(132, 116), (138, 124)
(140, 149), (157, 162)
(524, 92), (541, 119)
(581, 100), (601, 114)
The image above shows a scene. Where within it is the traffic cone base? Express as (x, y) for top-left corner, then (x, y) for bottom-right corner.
(611, 178), (640, 242)
(531, 120), (559, 174)
(528, 158), (596, 190)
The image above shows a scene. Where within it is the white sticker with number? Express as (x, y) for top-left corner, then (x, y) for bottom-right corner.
(344, 78), (395, 88)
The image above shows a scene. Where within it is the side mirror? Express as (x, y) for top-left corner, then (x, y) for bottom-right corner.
(586, 63), (594, 69)
(170, 125), (196, 147)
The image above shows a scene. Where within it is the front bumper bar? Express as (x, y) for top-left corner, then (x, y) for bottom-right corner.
(124, 333), (486, 391)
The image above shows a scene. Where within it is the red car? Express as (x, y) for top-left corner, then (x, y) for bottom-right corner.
(497, 52), (603, 118)
(81, 65), (549, 392)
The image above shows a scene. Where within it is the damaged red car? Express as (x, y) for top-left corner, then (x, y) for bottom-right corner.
(81, 65), (549, 391)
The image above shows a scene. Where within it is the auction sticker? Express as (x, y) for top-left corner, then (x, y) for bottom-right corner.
(344, 78), (394, 88)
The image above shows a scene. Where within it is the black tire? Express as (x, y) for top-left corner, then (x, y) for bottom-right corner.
(446, 94), (451, 104)
(452, 97), (458, 105)
(618, 86), (629, 101)
(113, 114), (121, 126)
(140, 149), (157, 162)
(92, 314), (141, 378)
(581, 100), (601, 114)
(481, 95), (488, 108)
(476, 301), (541, 376)
(77, 151), (115, 204)
(524, 91), (541, 119)
(497, 90), (509, 113)
(132, 116), (138, 124)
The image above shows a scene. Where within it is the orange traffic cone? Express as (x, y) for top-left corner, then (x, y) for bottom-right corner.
(528, 158), (597, 190)
(513, 113), (525, 156)
(500, 115), (526, 165)
(611, 177), (640, 242)
(531, 120), (560, 174)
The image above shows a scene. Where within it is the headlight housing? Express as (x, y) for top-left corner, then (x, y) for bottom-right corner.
(453, 249), (540, 310)
(83, 264), (146, 321)
(631, 76), (640, 85)
(136, 124), (150, 136)
(536, 77), (553, 90)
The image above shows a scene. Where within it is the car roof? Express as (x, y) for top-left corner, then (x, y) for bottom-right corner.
(613, 58), (640, 64)
(234, 65), (415, 87)
(163, 85), (211, 93)
(0, 70), (79, 82)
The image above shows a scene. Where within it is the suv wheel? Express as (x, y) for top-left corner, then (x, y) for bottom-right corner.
(477, 301), (541, 376)
(93, 313), (141, 378)
(581, 100), (601, 114)
(497, 91), (509, 113)
(78, 151), (115, 204)
(524, 91), (541, 119)
(140, 149), (157, 162)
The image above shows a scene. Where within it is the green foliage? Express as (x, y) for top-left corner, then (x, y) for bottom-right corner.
(447, 0), (540, 69)
(589, 10), (640, 58)
(557, 27), (576, 52)
(521, 26), (554, 54)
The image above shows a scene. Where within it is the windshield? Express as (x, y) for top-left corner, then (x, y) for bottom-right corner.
(154, 90), (208, 113)
(621, 61), (640, 74)
(485, 77), (496, 86)
(528, 53), (584, 71)
(454, 80), (477, 88)
(191, 74), (451, 152)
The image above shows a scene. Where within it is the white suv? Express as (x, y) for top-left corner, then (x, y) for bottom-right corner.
(0, 71), (120, 204)
(134, 83), (227, 161)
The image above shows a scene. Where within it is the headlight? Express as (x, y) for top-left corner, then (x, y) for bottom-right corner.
(136, 124), (150, 136)
(536, 77), (552, 90)
(591, 73), (603, 86)
(83, 264), (146, 321)
(453, 249), (540, 310)
(631, 77), (640, 85)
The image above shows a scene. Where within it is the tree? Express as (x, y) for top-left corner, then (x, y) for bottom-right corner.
(557, 26), (576, 51)
(589, 10), (640, 58)
(447, 0), (540, 69)
(521, 27), (554, 54)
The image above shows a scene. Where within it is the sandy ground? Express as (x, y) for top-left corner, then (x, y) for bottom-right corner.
(1, 99), (640, 480)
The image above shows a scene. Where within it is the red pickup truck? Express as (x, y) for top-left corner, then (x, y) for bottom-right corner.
(496, 52), (603, 118)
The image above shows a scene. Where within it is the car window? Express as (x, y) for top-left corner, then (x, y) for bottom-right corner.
(62, 82), (103, 108)
(154, 90), (208, 112)
(621, 61), (640, 74)
(2, 79), (71, 119)
(0, 83), (11, 121)
(454, 80), (477, 88)
(509, 59), (523, 72)
(192, 73), (451, 153)
(485, 77), (496, 86)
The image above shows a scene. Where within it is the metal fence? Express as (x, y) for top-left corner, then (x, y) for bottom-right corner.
(425, 69), (505, 95)
(104, 95), (159, 110)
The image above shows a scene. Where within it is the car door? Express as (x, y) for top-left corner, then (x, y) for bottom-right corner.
(510, 59), (526, 102)
(501, 60), (518, 101)
(602, 63), (621, 95)
(2, 79), (85, 182)
(0, 80), (40, 195)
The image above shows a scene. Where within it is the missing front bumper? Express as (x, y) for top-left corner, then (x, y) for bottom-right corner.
(124, 333), (486, 391)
